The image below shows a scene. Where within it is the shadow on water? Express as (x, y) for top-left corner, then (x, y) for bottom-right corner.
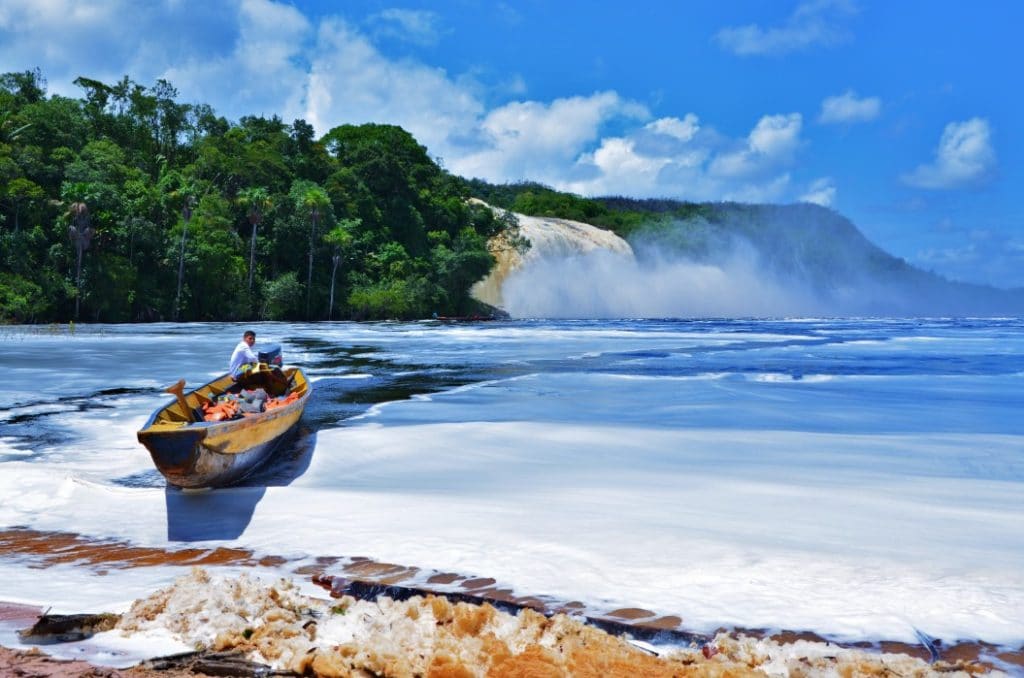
(164, 427), (317, 542)
(165, 485), (267, 541)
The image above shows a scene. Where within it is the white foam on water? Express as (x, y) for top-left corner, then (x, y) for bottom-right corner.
(0, 320), (1022, 657)
(2, 417), (1021, 645)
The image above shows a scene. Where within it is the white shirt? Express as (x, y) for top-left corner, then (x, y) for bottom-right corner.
(229, 340), (259, 378)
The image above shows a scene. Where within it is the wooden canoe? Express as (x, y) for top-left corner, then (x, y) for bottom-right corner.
(136, 366), (312, 489)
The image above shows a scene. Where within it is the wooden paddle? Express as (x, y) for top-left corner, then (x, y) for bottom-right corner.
(165, 379), (197, 423)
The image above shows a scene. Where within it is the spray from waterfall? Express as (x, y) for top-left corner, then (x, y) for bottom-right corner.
(504, 247), (831, 318)
(471, 207), (1024, 318)
(474, 212), (824, 318)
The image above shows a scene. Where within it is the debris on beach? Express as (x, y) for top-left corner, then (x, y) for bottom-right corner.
(18, 611), (120, 644)
(111, 568), (1002, 677)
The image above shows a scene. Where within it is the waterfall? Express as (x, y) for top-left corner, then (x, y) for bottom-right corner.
(471, 208), (634, 310)
(469, 203), (823, 319)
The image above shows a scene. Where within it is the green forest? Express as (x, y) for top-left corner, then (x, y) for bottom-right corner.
(8, 68), (988, 324)
(0, 69), (524, 323)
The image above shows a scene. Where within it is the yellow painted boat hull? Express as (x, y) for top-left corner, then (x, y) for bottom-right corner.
(136, 367), (311, 488)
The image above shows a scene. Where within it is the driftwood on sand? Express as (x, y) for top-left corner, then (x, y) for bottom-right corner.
(18, 612), (120, 644)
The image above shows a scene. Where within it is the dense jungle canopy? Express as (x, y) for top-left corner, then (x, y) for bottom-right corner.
(0, 69), (520, 323)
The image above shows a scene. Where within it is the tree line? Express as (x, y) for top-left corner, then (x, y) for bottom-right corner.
(0, 69), (518, 323)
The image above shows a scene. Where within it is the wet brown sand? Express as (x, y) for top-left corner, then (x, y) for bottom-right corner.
(2, 528), (1022, 673)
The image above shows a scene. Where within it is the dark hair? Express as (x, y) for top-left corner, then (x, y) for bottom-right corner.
(243, 330), (256, 340)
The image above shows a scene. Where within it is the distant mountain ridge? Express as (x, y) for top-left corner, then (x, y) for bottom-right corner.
(610, 200), (1024, 316)
(466, 181), (1024, 316)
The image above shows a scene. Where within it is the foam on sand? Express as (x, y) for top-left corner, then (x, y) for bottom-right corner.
(114, 568), (1001, 677)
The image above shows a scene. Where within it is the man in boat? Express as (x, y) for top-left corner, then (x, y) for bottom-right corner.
(230, 330), (259, 381)
(229, 330), (290, 396)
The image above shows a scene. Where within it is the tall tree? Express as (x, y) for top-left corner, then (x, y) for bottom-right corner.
(291, 181), (331, 318)
(156, 169), (199, 321)
(67, 200), (93, 320)
(237, 186), (272, 294)
(3, 177), (44, 233)
(174, 196), (194, 321)
(324, 220), (356, 320)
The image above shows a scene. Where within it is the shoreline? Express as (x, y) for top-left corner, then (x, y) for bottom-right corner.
(0, 586), (1018, 677)
(2, 528), (1023, 675)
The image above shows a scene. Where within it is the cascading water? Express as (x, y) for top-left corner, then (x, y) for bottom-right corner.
(469, 206), (821, 319)
(471, 208), (634, 311)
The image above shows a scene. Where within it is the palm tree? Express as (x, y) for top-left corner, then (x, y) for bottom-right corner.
(295, 185), (330, 318)
(67, 202), (94, 320)
(174, 196), (194, 321)
(157, 168), (204, 322)
(237, 187), (272, 294)
(324, 220), (356, 320)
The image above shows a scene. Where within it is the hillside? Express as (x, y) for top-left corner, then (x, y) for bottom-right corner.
(467, 182), (1024, 317)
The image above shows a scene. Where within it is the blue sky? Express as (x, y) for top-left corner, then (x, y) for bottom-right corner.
(2, 0), (1022, 287)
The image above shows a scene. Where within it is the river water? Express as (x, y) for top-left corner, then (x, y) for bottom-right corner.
(0, 318), (1022, 651)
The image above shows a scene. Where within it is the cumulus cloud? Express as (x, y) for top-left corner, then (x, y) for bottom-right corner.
(647, 115), (700, 142)
(448, 92), (648, 182)
(0, 0), (240, 99)
(1, 0), (815, 206)
(710, 113), (803, 178)
(558, 113), (803, 203)
(164, 0), (311, 120)
(367, 9), (443, 46)
(799, 178), (836, 206)
(303, 16), (485, 155)
(0, 0), (308, 120)
(715, 0), (858, 56)
(818, 90), (880, 124)
(902, 118), (996, 189)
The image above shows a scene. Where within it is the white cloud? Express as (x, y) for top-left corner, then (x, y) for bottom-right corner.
(367, 9), (443, 46)
(558, 113), (803, 204)
(647, 115), (700, 142)
(161, 0), (311, 120)
(449, 92), (648, 182)
(749, 113), (803, 155)
(0, 1), (140, 96)
(902, 118), (996, 190)
(818, 90), (880, 124)
(236, 0), (310, 72)
(715, 0), (858, 56)
(304, 17), (483, 153)
(710, 113), (802, 178)
(800, 178), (836, 206)
(0, 0), (304, 120)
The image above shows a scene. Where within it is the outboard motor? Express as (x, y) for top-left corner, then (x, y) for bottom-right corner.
(238, 343), (288, 396)
(257, 343), (283, 367)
